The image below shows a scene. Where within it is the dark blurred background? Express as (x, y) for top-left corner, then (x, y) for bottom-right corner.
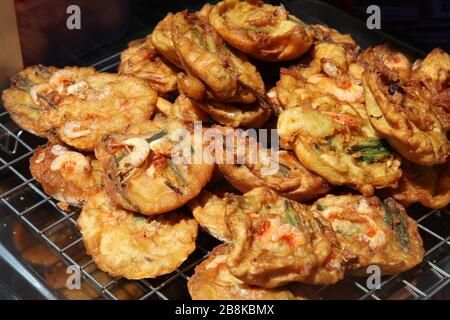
(319, 0), (450, 53)
(13, 0), (450, 67)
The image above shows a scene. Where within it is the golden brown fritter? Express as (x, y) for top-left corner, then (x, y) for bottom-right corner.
(30, 143), (102, 207)
(188, 190), (231, 242)
(357, 44), (412, 81)
(188, 244), (318, 300)
(78, 191), (198, 279)
(225, 187), (347, 288)
(156, 96), (209, 122)
(47, 71), (157, 151)
(3, 66), (158, 151)
(363, 63), (449, 165)
(209, 0), (314, 61)
(1, 65), (93, 137)
(277, 97), (402, 196)
(411, 48), (450, 89)
(275, 42), (364, 110)
(312, 24), (359, 63)
(380, 160), (450, 209)
(151, 13), (183, 68)
(95, 116), (214, 215)
(119, 36), (179, 95)
(216, 128), (330, 201)
(171, 11), (265, 104)
(410, 48), (450, 131)
(312, 194), (424, 275)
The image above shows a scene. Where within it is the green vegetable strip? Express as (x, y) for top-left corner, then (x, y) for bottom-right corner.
(383, 198), (409, 250)
(284, 200), (299, 227)
(192, 26), (208, 49)
(350, 139), (391, 163)
(146, 130), (168, 144)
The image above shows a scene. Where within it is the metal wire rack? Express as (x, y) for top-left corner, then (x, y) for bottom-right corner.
(0, 0), (449, 301)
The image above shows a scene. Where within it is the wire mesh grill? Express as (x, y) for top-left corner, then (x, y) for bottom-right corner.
(0, 0), (449, 300)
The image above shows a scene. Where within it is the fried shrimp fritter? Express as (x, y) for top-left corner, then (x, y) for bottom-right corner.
(171, 11), (265, 104)
(96, 116), (214, 215)
(312, 24), (359, 62)
(275, 42), (364, 110)
(30, 143), (102, 207)
(363, 63), (449, 165)
(381, 160), (450, 209)
(119, 37), (178, 95)
(209, 0), (314, 61)
(312, 195), (424, 275)
(156, 96), (209, 122)
(216, 128), (330, 201)
(188, 244), (317, 300)
(188, 190), (231, 242)
(277, 65), (364, 110)
(78, 191), (198, 279)
(2, 65), (94, 137)
(3, 66), (157, 151)
(357, 44), (412, 81)
(225, 187), (347, 288)
(277, 97), (402, 196)
(410, 48), (450, 131)
(151, 13), (183, 68)
(48, 71), (157, 151)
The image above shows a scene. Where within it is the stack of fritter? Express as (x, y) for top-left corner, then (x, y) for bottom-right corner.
(2, 0), (449, 300)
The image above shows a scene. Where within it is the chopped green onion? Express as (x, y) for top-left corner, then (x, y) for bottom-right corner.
(146, 130), (168, 144)
(350, 139), (391, 163)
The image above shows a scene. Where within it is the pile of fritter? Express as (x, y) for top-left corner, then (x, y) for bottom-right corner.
(3, 0), (449, 300)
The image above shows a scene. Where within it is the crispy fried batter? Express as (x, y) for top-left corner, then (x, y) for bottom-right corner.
(225, 187), (347, 288)
(48, 71), (157, 151)
(276, 42), (364, 109)
(216, 128), (330, 201)
(3, 66), (157, 151)
(380, 160), (450, 209)
(78, 191), (198, 279)
(2, 65), (93, 137)
(96, 116), (214, 215)
(209, 0), (314, 61)
(171, 11), (265, 103)
(156, 96), (209, 122)
(119, 37), (179, 95)
(363, 63), (449, 165)
(357, 44), (412, 80)
(188, 190), (231, 242)
(312, 24), (359, 62)
(312, 194), (424, 275)
(410, 48), (450, 131)
(30, 143), (102, 207)
(151, 13), (183, 68)
(277, 97), (402, 196)
(188, 244), (318, 300)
